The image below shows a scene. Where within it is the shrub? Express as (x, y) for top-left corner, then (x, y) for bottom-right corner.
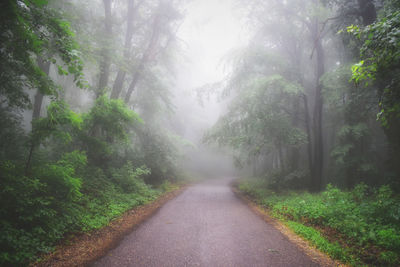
(110, 163), (152, 193)
(236, 178), (400, 265)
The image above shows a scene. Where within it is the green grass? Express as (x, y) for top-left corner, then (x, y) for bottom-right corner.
(237, 178), (400, 266)
(285, 221), (357, 265)
(0, 160), (178, 266)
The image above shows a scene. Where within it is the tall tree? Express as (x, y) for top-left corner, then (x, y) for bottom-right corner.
(110, 0), (138, 99)
(97, 0), (113, 97)
(310, 15), (326, 191)
(124, 3), (163, 103)
(32, 58), (51, 121)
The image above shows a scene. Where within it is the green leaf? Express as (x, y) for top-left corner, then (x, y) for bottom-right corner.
(32, 0), (48, 7)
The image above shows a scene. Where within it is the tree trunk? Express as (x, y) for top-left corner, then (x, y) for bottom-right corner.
(357, 0), (377, 26)
(32, 58), (51, 120)
(290, 97), (300, 170)
(311, 19), (325, 192)
(342, 0), (376, 188)
(110, 0), (136, 99)
(26, 58), (51, 175)
(124, 10), (161, 103)
(278, 141), (283, 170)
(124, 61), (145, 103)
(302, 94), (314, 185)
(97, 0), (112, 98)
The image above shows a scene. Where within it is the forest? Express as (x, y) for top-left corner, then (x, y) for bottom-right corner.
(0, 0), (399, 266)
(204, 0), (400, 265)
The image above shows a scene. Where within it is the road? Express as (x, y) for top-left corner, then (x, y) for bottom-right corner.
(93, 178), (320, 267)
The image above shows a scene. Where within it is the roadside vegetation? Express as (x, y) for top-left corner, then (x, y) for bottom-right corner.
(2, 0), (400, 266)
(0, 0), (188, 265)
(205, 1), (400, 265)
(237, 178), (400, 266)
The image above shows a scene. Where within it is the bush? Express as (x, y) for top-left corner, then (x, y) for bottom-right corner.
(110, 163), (151, 194)
(0, 97), (180, 266)
(237, 178), (400, 265)
(0, 154), (85, 265)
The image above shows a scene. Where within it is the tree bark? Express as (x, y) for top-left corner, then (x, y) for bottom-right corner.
(124, 9), (161, 103)
(357, 0), (377, 26)
(311, 18), (325, 192)
(97, 0), (112, 98)
(110, 0), (136, 99)
(342, 0), (376, 188)
(26, 57), (51, 175)
(302, 94), (314, 185)
(32, 58), (51, 120)
(290, 97), (300, 170)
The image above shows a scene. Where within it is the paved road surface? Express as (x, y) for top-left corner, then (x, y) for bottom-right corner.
(93, 178), (320, 267)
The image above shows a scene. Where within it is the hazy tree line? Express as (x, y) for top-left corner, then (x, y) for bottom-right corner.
(206, 0), (400, 192)
(0, 0), (187, 264)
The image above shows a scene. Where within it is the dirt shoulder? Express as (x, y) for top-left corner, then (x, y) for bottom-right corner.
(231, 186), (347, 267)
(32, 186), (187, 267)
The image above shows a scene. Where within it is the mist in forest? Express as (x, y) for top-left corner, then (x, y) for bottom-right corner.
(1, 0), (400, 265)
(172, 0), (248, 177)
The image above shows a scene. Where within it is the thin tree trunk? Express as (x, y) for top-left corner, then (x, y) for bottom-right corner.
(311, 18), (325, 192)
(110, 0), (136, 99)
(253, 154), (257, 176)
(124, 10), (161, 103)
(32, 92), (44, 121)
(97, 0), (112, 98)
(124, 60), (145, 103)
(302, 94), (314, 185)
(26, 58), (51, 175)
(278, 141), (283, 170)
(32, 58), (51, 120)
(290, 97), (300, 170)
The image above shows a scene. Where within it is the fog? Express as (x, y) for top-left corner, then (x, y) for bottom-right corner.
(171, 0), (250, 177)
(2, 0), (399, 191)
(3, 0), (400, 264)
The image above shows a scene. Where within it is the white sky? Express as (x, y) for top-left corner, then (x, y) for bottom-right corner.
(177, 0), (249, 89)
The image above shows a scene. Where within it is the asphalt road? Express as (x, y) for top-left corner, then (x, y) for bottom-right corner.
(93, 178), (320, 267)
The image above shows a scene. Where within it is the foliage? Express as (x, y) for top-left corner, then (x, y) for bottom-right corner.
(0, 152), (86, 265)
(31, 100), (83, 145)
(85, 96), (141, 141)
(238, 178), (400, 265)
(0, 0), (84, 110)
(205, 75), (306, 169)
(0, 154), (159, 265)
(286, 221), (355, 264)
(0, 107), (27, 162)
(110, 163), (151, 194)
(137, 127), (182, 184)
(0, 0), (185, 265)
(347, 6), (400, 184)
(0, 96), (171, 265)
(76, 95), (142, 167)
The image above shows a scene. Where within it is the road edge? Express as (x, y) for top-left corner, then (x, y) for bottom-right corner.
(32, 185), (188, 267)
(231, 185), (346, 267)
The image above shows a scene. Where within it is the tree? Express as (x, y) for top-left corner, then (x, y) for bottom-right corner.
(212, 0), (332, 190)
(206, 73), (306, 177)
(110, 0), (139, 99)
(97, 0), (113, 98)
(0, 0), (83, 111)
(124, 0), (181, 103)
(348, 3), (400, 183)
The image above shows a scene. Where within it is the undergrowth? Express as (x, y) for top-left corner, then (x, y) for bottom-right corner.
(0, 159), (175, 266)
(237, 178), (400, 266)
(0, 97), (185, 266)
